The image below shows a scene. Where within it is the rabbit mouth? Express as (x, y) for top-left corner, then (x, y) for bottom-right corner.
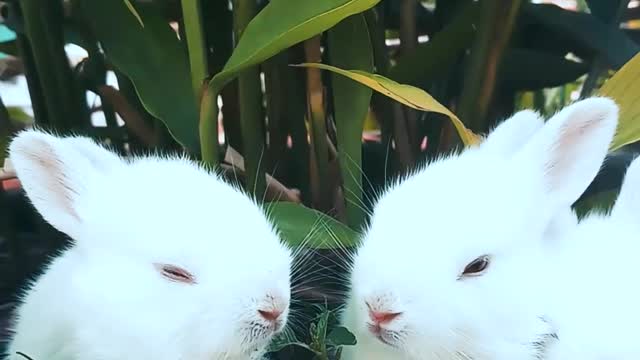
(368, 326), (403, 348)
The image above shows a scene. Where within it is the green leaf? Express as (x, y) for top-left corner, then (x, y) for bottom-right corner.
(7, 107), (34, 126)
(599, 52), (640, 150)
(267, 202), (359, 249)
(585, 0), (624, 23)
(310, 309), (331, 354)
(294, 63), (481, 146)
(209, 0), (381, 93)
(524, 3), (638, 69)
(123, 0), (144, 28)
(266, 332), (315, 354)
(327, 14), (373, 230)
(326, 326), (358, 347)
(81, 1), (199, 153)
(388, 1), (478, 86)
(498, 48), (590, 91)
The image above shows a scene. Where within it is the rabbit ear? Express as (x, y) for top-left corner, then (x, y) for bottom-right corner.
(514, 97), (619, 211)
(9, 130), (123, 238)
(611, 155), (640, 219)
(480, 109), (544, 156)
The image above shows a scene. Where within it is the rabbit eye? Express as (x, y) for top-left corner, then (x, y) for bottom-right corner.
(460, 255), (491, 278)
(155, 264), (196, 284)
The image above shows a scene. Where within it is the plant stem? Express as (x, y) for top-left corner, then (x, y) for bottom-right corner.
(458, 0), (522, 133)
(200, 86), (220, 166)
(181, 0), (209, 104)
(305, 36), (330, 212)
(328, 14), (373, 229)
(399, 0), (420, 157)
(21, 0), (87, 132)
(232, 0), (266, 198)
(15, 33), (48, 126)
(580, 0), (630, 98)
(286, 44), (311, 205)
(263, 52), (288, 173)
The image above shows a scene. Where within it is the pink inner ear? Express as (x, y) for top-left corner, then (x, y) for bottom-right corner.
(23, 139), (81, 222)
(545, 113), (604, 191)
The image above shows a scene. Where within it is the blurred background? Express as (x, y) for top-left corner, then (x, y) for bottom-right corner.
(2, 0), (640, 358)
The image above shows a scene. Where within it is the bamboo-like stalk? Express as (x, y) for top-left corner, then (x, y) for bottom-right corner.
(286, 44), (311, 206)
(200, 88), (220, 166)
(232, 0), (266, 198)
(305, 36), (330, 212)
(580, 0), (630, 98)
(263, 52), (288, 173)
(457, 0), (522, 133)
(365, 8), (411, 172)
(399, 0), (420, 158)
(15, 34), (48, 126)
(20, 0), (66, 128)
(181, 0), (209, 104)
(21, 0), (87, 131)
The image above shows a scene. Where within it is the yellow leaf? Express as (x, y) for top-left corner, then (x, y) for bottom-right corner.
(293, 63), (481, 146)
(599, 52), (640, 151)
(123, 0), (144, 28)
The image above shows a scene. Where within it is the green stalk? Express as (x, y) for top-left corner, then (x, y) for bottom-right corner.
(457, 0), (522, 133)
(328, 14), (373, 230)
(263, 52), (288, 172)
(580, 0), (630, 98)
(365, 8), (396, 174)
(304, 36), (330, 212)
(286, 44), (311, 205)
(200, 87), (220, 166)
(232, 0), (266, 198)
(181, 0), (209, 104)
(21, 0), (87, 131)
(15, 33), (48, 125)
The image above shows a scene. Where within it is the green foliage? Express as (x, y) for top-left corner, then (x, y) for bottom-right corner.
(295, 63), (480, 145)
(268, 202), (360, 249)
(267, 305), (356, 359)
(4, 0), (640, 358)
(81, 1), (200, 152)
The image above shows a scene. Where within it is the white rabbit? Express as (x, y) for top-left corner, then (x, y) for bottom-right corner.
(542, 153), (640, 359)
(341, 97), (618, 360)
(4, 130), (292, 360)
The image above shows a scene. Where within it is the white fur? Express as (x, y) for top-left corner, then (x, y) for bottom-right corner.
(543, 154), (640, 359)
(5, 130), (292, 360)
(342, 97), (618, 360)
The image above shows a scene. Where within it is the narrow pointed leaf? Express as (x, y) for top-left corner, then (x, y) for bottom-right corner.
(294, 63), (481, 146)
(599, 53), (640, 150)
(209, 0), (381, 92)
(123, 0), (144, 28)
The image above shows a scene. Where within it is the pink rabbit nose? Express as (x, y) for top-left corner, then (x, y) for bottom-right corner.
(368, 310), (402, 325)
(258, 308), (283, 322)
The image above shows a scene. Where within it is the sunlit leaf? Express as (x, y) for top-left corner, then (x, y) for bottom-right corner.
(294, 63), (481, 146)
(209, 0), (381, 93)
(599, 52), (640, 150)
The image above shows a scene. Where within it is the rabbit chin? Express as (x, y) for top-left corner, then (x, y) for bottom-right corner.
(341, 302), (557, 360)
(239, 325), (284, 357)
